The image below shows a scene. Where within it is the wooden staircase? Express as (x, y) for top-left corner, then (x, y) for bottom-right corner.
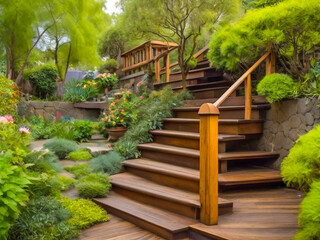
(94, 57), (283, 239)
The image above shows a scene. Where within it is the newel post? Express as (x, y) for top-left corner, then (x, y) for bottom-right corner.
(198, 103), (220, 225)
(266, 46), (276, 75)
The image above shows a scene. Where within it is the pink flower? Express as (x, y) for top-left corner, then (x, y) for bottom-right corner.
(121, 110), (125, 113)
(4, 115), (14, 123)
(108, 144), (111, 148)
(19, 127), (31, 134)
(137, 81), (143, 87)
(140, 96), (144, 99)
(0, 116), (8, 124)
(96, 74), (103, 78)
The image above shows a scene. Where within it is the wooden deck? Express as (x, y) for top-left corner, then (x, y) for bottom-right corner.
(80, 214), (164, 240)
(189, 187), (304, 240)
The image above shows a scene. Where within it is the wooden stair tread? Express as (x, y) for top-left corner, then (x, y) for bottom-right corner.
(94, 191), (197, 233)
(111, 172), (203, 207)
(150, 130), (246, 141)
(124, 158), (200, 180)
(219, 168), (282, 186)
(219, 151), (279, 161)
(171, 80), (231, 91)
(162, 118), (263, 124)
(173, 104), (270, 112)
(190, 86), (229, 93)
(169, 66), (217, 76)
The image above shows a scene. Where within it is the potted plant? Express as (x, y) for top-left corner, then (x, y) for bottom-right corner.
(95, 73), (118, 94)
(100, 91), (138, 142)
(99, 59), (119, 74)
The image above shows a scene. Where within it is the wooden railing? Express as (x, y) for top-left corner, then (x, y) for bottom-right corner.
(198, 49), (275, 225)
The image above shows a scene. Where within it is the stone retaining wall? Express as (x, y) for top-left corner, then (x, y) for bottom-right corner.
(255, 98), (320, 169)
(18, 101), (102, 120)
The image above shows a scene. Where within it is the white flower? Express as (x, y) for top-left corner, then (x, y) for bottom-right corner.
(19, 127), (31, 134)
(0, 116), (8, 124)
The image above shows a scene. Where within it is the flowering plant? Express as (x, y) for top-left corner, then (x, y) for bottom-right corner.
(0, 76), (20, 116)
(100, 91), (138, 129)
(94, 73), (118, 92)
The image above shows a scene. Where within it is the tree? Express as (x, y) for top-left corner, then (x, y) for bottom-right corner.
(119, 0), (240, 89)
(208, 0), (320, 79)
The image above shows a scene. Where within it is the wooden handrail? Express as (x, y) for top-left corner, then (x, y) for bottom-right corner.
(198, 49), (276, 226)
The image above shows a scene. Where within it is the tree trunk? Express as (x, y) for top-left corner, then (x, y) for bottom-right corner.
(63, 43), (72, 82)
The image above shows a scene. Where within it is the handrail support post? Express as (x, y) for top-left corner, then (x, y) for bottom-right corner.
(198, 103), (220, 225)
(244, 73), (252, 120)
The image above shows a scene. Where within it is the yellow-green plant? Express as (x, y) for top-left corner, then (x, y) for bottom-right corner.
(0, 76), (20, 117)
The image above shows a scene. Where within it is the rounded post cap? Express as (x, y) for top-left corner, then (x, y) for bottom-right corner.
(198, 103), (220, 115)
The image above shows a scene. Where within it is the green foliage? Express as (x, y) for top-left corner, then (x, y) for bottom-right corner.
(72, 120), (93, 142)
(59, 175), (76, 191)
(23, 64), (58, 99)
(63, 79), (98, 103)
(29, 173), (63, 197)
(76, 173), (111, 199)
(209, 0), (320, 79)
(8, 196), (80, 240)
(64, 164), (91, 179)
(99, 59), (119, 72)
(50, 122), (77, 141)
(24, 151), (61, 173)
(0, 154), (31, 238)
(294, 181), (320, 240)
(281, 125), (320, 192)
(90, 151), (124, 175)
(0, 76), (20, 117)
(256, 74), (295, 103)
(95, 73), (119, 92)
(66, 149), (93, 161)
(28, 115), (54, 140)
(60, 198), (109, 229)
(44, 138), (79, 159)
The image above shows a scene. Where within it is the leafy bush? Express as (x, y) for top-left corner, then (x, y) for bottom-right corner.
(59, 175), (76, 191)
(44, 138), (79, 159)
(50, 122), (77, 141)
(256, 74), (295, 103)
(294, 181), (320, 240)
(66, 149), (93, 161)
(64, 164), (91, 179)
(99, 59), (119, 73)
(90, 151), (124, 175)
(208, 0), (320, 79)
(28, 115), (54, 140)
(0, 154), (31, 238)
(0, 76), (20, 116)
(29, 173), (64, 197)
(8, 196), (79, 240)
(60, 198), (109, 229)
(23, 64), (58, 99)
(76, 173), (111, 199)
(63, 79), (98, 103)
(281, 125), (320, 192)
(24, 151), (61, 173)
(72, 120), (93, 142)
(95, 73), (119, 92)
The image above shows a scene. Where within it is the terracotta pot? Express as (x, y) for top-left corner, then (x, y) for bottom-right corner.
(107, 126), (128, 142)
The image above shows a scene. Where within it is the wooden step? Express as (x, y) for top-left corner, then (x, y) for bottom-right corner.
(93, 191), (197, 240)
(191, 86), (234, 99)
(219, 167), (283, 189)
(162, 118), (264, 135)
(110, 172), (204, 218)
(169, 66), (222, 82)
(183, 96), (268, 107)
(173, 105), (270, 120)
(138, 143), (278, 170)
(172, 80), (231, 92)
(150, 130), (245, 151)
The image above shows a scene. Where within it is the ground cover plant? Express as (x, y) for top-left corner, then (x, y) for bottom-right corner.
(75, 173), (111, 199)
(64, 164), (92, 179)
(44, 138), (79, 159)
(66, 148), (93, 161)
(90, 151), (124, 175)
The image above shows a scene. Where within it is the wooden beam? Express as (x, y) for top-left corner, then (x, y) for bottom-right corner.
(245, 73), (252, 120)
(266, 51), (276, 75)
(198, 103), (220, 225)
(165, 54), (170, 82)
(155, 59), (160, 83)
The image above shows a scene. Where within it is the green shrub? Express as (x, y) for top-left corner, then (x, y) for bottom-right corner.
(90, 151), (124, 175)
(208, 0), (320, 79)
(99, 59), (119, 73)
(29, 173), (64, 197)
(63, 79), (98, 103)
(72, 120), (93, 142)
(257, 74), (295, 103)
(76, 181), (109, 199)
(24, 64), (58, 99)
(0, 76), (20, 116)
(8, 196), (80, 240)
(80, 173), (111, 186)
(24, 151), (61, 173)
(44, 138), (79, 159)
(60, 198), (109, 229)
(50, 122), (77, 141)
(281, 125), (320, 192)
(294, 181), (320, 240)
(66, 149), (93, 161)
(64, 164), (91, 179)
(0, 154), (31, 238)
(59, 175), (76, 191)
(29, 115), (54, 140)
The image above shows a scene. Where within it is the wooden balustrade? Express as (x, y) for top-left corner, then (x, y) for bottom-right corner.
(198, 48), (276, 225)
(121, 40), (178, 83)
